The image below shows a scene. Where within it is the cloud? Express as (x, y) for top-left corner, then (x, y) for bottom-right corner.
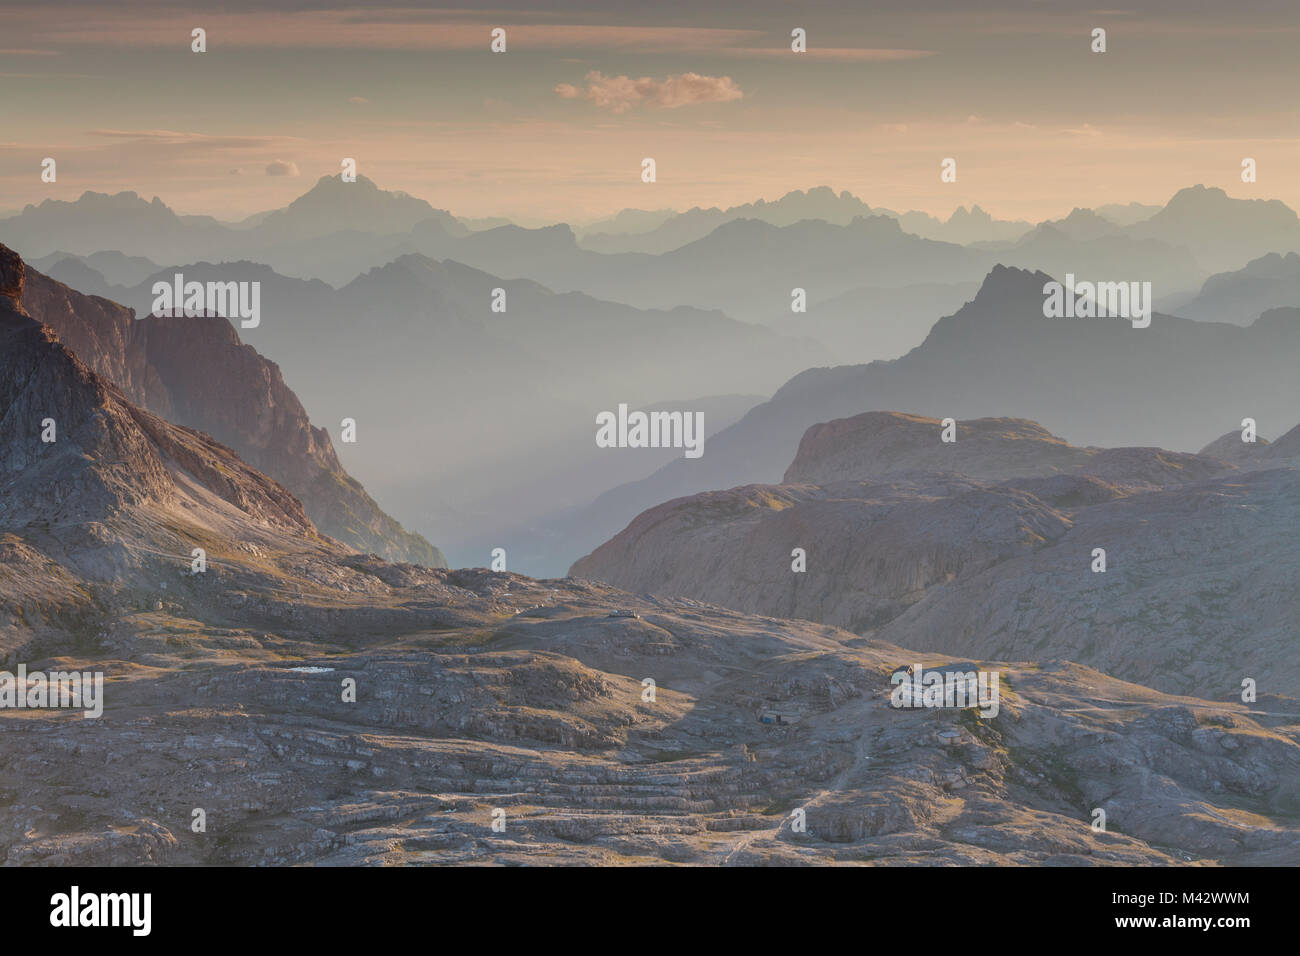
(725, 48), (935, 61)
(265, 159), (300, 176)
(5, 10), (762, 53)
(348, 96), (369, 105)
(88, 129), (278, 149)
(555, 71), (742, 113)
(0, 72), (99, 79)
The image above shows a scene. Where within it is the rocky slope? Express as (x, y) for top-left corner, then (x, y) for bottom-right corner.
(4, 257), (1297, 865)
(1, 244), (342, 654)
(14, 251), (444, 567)
(571, 411), (1299, 701)
(3, 574), (1297, 866)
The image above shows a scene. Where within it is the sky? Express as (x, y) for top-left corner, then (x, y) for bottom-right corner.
(3, 0), (1300, 223)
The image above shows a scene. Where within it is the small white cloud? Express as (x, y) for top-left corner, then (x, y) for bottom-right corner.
(348, 96), (369, 105)
(555, 71), (743, 112)
(266, 159), (300, 176)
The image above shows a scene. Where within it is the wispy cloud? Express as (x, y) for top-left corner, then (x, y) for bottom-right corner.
(555, 71), (743, 113)
(0, 72), (100, 79)
(4, 10), (761, 52)
(265, 159), (300, 176)
(88, 129), (280, 149)
(724, 47), (935, 61)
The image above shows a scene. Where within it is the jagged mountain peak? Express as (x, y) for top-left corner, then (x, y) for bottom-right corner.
(970, 263), (1054, 301)
(947, 204), (992, 224)
(21, 190), (172, 216)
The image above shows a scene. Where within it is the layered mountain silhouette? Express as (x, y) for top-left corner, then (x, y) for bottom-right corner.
(245, 174), (466, 245)
(1, 175), (464, 264)
(37, 252), (825, 564)
(31, 249), (162, 287)
(1, 191), (229, 262)
(1024, 208), (1123, 241)
(254, 187), (1269, 320)
(1173, 252), (1300, 325)
(579, 188), (1034, 254)
(10, 180), (1284, 325)
(407, 215), (991, 323)
(579, 187), (885, 254)
(894, 203), (1033, 244)
(569, 264), (1300, 567)
(770, 281), (982, 362)
(988, 223), (1201, 292)
(1094, 201), (1163, 226)
(1128, 184), (1300, 273)
(10, 246), (443, 566)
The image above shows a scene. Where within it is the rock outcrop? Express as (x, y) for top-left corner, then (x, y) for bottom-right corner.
(785, 412), (1086, 485)
(571, 410), (1298, 698)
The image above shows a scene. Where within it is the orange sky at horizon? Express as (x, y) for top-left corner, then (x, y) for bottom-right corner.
(3, 1), (1299, 224)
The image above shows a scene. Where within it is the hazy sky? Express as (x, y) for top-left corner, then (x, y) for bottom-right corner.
(3, 0), (1299, 223)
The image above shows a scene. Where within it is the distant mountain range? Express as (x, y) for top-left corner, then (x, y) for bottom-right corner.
(8, 180), (1297, 317)
(2, 175), (464, 264)
(30, 249), (162, 287)
(578, 187), (1036, 254)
